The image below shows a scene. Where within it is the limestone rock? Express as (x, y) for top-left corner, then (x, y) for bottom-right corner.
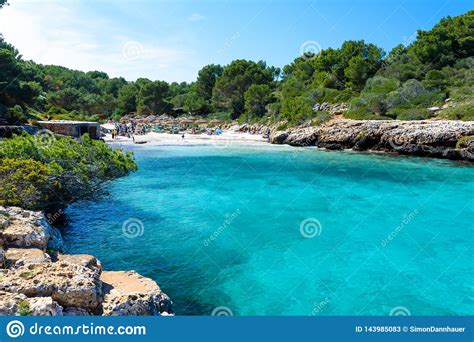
(0, 206), (174, 316)
(0, 214), (9, 230)
(0, 291), (26, 315)
(5, 248), (51, 268)
(28, 297), (63, 316)
(63, 307), (92, 316)
(270, 119), (474, 161)
(285, 127), (320, 146)
(0, 262), (102, 310)
(100, 271), (173, 316)
(57, 254), (102, 274)
(0, 248), (4, 267)
(1, 207), (64, 251)
(269, 131), (288, 144)
(0, 291), (63, 316)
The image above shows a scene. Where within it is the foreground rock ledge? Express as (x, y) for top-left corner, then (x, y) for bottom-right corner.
(268, 120), (474, 161)
(101, 271), (173, 316)
(0, 206), (173, 316)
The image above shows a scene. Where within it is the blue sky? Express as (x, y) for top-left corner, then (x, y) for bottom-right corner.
(0, 0), (471, 82)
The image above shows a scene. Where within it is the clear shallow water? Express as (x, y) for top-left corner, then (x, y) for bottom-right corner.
(63, 144), (474, 316)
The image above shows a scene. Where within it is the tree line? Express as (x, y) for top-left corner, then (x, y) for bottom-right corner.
(0, 8), (472, 126)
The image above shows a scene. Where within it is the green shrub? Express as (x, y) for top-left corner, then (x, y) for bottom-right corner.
(311, 111), (332, 126)
(439, 102), (474, 121)
(207, 111), (232, 122)
(389, 108), (430, 120)
(344, 109), (391, 120)
(0, 133), (137, 210)
(0, 158), (52, 208)
(276, 122), (288, 131)
(0, 105), (28, 124)
(19, 272), (33, 279)
(16, 300), (32, 316)
(456, 135), (474, 149)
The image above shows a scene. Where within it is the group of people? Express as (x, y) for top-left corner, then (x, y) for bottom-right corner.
(109, 121), (135, 141)
(106, 119), (230, 141)
(206, 128), (223, 136)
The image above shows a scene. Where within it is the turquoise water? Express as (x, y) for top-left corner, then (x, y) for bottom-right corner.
(63, 144), (474, 316)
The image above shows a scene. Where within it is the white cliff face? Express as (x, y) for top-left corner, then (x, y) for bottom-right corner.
(270, 119), (474, 161)
(0, 206), (173, 316)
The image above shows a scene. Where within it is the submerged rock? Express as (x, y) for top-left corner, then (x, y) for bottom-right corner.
(100, 271), (173, 316)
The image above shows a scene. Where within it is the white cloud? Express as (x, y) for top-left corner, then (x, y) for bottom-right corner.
(187, 12), (205, 22)
(0, 0), (197, 82)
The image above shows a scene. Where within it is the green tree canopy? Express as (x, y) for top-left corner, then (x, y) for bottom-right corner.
(137, 80), (170, 115)
(212, 60), (276, 118)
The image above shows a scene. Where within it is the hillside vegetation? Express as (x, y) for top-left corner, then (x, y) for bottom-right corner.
(0, 8), (472, 126)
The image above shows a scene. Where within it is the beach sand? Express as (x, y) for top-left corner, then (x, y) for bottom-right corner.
(103, 131), (268, 146)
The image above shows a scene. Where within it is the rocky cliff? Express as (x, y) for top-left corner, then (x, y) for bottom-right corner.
(0, 206), (173, 316)
(269, 119), (474, 161)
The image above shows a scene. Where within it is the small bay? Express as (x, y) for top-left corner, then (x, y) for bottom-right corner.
(63, 144), (474, 315)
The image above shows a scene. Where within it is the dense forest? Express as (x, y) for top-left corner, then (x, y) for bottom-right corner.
(0, 5), (473, 127)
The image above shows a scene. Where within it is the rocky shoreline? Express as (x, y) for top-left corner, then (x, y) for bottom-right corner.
(263, 119), (474, 161)
(0, 206), (173, 316)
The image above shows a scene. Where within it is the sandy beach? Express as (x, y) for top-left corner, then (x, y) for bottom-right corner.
(103, 130), (269, 146)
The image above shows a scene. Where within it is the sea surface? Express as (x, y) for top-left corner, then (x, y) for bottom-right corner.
(63, 144), (474, 315)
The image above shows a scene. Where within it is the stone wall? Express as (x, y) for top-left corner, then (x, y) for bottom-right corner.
(38, 121), (100, 139)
